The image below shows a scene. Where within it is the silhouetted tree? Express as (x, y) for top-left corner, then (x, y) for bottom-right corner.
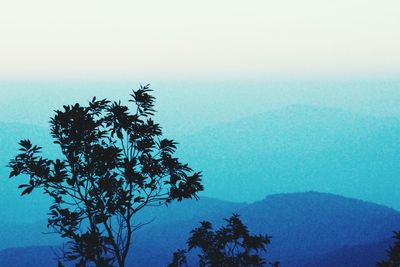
(378, 231), (400, 267)
(8, 85), (203, 267)
(169, 214), (279, 267)
(170, 250), (189, 267)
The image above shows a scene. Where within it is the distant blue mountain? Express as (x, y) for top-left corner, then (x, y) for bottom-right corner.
(0, 246), (56, 267)
(1, 105), (400, 265)
(2, 105), (400, 223)
(178, 105), (400, 208)
(294, 239), (392, 267)
(238, 192), (399, 264)
(0, 192), (398, 266)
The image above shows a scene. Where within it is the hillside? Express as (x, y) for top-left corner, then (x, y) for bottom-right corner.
(0, 192), (398, 266)
(178, 105), (400, 209)
(294, 239), (392, 267)
(239, 192), (400, 264)
(2, 105), (400, 224)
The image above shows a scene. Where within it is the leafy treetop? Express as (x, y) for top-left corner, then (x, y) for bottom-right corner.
(9, 85), (203, 267)
(169, 214), (279, 267)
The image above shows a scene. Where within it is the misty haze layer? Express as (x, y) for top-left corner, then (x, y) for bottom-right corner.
(1, 79), (400, 136)
(1, 80), (400, 220)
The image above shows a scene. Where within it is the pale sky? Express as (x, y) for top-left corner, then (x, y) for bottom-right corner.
(0, 0), (399, 80)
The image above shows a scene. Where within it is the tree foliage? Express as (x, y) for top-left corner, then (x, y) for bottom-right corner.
(169, 214), (279, 267)
(378, 231), (400, 267)
(8, 85), (203, 267)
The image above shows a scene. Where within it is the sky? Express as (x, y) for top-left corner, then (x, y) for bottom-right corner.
(0, 0), (399, 80)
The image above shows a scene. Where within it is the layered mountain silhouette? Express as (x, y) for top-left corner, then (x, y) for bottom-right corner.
(0, 192), (398, 266)
(178, 105), (400, 209)
(2, 105), (400, 222)
(293, 239), (392, 267)
(1, 105), (400, 265)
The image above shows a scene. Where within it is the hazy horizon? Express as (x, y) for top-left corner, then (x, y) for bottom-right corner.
(1, 79), (400, 137)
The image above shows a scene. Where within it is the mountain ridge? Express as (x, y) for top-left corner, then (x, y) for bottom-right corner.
(0, 191), (398, 266)
(177, 105), (400, 208)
